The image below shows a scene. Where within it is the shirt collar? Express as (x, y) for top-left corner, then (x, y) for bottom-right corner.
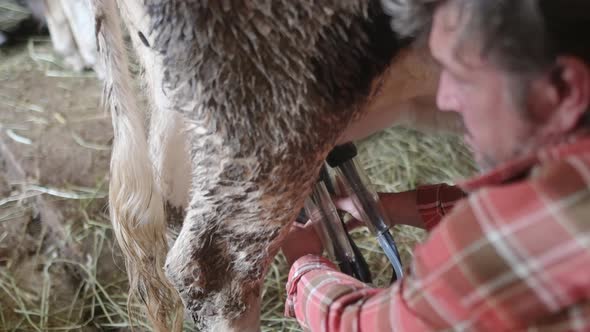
(458, 133), (590, 192)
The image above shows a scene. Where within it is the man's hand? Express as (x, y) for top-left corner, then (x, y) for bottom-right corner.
(281, 220), (324, 265)
(335, 190), (426, 230)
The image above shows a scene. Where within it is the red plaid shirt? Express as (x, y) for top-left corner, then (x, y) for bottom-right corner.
(285, 135), (590, 331)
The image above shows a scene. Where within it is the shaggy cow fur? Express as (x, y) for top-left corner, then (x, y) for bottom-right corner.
(92, 0), (445, 331)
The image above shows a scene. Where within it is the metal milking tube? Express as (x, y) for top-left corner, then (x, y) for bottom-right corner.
(326, 143), (404, 281)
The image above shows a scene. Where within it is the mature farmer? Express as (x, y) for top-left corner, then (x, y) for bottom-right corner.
(282, 0), (590, 330)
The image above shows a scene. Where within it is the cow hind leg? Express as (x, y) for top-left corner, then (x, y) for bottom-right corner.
(57, 0), (102, 75)
(116, 0), (192, 237)
(92, 0), (184, 330)
(102, 0), (406, 331)
(42, 0), (85, 71)
(164, 130), (320, 331)
(151, 110), (191, 241)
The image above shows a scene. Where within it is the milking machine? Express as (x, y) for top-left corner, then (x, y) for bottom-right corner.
(302, 176), (373, 283)
(297, 142), (404, 284)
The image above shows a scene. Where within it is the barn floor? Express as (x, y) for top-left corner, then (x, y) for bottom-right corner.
(0, 38), (476, 331)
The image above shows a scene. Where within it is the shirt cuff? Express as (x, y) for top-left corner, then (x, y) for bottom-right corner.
(416, 183), (466, 231)
(284, 254), (338, 318)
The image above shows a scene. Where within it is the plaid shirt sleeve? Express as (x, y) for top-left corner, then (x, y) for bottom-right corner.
(285, 161), (590, 331)
(416, 183), (467, 231)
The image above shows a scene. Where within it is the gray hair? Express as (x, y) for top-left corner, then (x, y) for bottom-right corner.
(382, 0), (590, 124)
(380, 0), (438, 38)
(382, 0), (590, 74)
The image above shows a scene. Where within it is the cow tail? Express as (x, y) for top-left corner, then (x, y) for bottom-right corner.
(91, 1), (183, 331)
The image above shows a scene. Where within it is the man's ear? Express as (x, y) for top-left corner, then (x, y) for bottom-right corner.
(546, 56), (590, 133)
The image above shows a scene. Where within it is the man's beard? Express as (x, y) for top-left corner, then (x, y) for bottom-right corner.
(474, 152), (497, 173)
(474, 143), (531, 173)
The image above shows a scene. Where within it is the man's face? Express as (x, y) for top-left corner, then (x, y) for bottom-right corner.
(429, 3), (538, 170)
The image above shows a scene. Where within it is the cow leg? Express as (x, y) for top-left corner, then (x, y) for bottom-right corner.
(150, 110), (191, 237)
(164, 125), (334, 332)
(57, 0), (102, 76)
(114, 0), (192, 241)
(110, 2), (317, 329)
(92, 1), (187, 330)
(42, 0), (85, 71)
(152, 1), (408, 330)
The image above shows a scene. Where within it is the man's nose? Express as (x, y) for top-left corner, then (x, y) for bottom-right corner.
(436, 72), (460, 113)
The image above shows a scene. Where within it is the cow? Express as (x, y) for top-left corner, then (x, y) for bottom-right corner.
(39, 0), (100, 74)
(90, 0), (459, 331)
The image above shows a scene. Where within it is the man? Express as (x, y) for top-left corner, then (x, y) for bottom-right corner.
(281, 0), (590, 330)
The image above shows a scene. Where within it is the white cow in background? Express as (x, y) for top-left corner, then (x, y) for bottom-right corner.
(1, 0), (100, 74)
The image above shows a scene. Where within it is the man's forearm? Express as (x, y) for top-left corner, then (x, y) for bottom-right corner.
(379, 184), (467, 231)
(414, 183), (467, 230)
(284, 255), (434, 331)
(380, 190), (425, 229)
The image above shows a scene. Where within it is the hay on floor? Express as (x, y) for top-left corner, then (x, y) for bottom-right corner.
(1, 42), (476, 331)
(0, 1), (31, 32)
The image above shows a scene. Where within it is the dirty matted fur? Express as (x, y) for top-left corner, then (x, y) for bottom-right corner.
(92, 0), (430, 331)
